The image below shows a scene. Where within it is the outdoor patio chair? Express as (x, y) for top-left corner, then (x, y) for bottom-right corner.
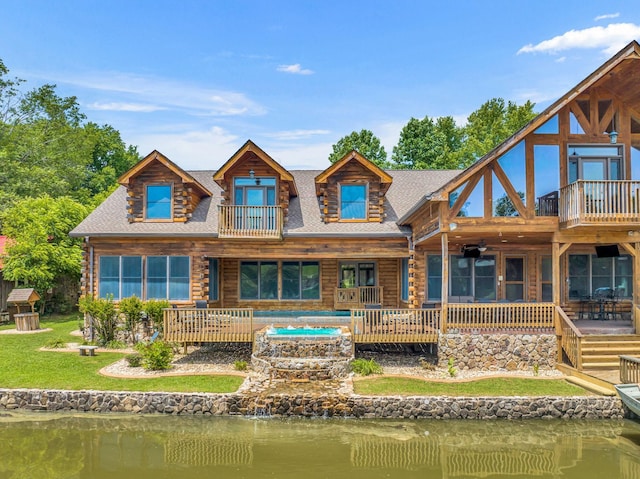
(195, 300), (208, 309)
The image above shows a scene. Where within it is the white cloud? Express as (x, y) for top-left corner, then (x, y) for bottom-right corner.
(555, 56), (567, 63)
(595, 13), (620, 21)
(52, 71), (266, 117)
(268, 141), (333, 169)
(517, 23), (640, 56)
(126, 126), (240, 170)
(264, 129), (330, 140)
(276, 64), (314, 75)
(86, 102), (166, 112)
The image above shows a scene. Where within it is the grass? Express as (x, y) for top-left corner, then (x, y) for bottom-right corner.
(0, 314), (244, 393)
(353, 376), (590, 396)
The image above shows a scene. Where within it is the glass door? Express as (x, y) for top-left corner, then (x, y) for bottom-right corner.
(504, 256), (525, 302)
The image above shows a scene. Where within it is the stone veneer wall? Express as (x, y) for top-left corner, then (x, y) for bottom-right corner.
(437, 334), (557, 371)
(0, 389), (626, 419)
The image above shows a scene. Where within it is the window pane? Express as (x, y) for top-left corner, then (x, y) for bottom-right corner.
(260, 262), (278, 299)
(534, 114), (558, 134)
(340, 185), (366, 219)
(541, 257), (552, 282)
(542, 284), (553, 302)
(451, 256), (472, 296)
(475, 257), (496, 300)
(146, 185), (172, 219)
(506, 284), (524, 302)
(147, 256), (167, 299)
(121, 256), (142, 298)
(401, 258), (409, 302)
(240, 262), (258, 299)
(358, 263), (376, 286)
(340, 264), (356, 288)
(534, 145), (559, 216)
(568, 254), (589, 299)
(427, 255), (442, 301)
(505, 258), (524, 281)
(99, 256), (120, 299)
(208, 259), (219, 301)
(282, 262), (301, 299)
(169, 257), (190, 300)
(301, 262), (320, 300)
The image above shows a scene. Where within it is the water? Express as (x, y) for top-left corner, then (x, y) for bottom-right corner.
(1, 412), (640, 479)
(267, 326), (342, 336)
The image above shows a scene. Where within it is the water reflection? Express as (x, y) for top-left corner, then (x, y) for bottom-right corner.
(0, 413), (640, 479)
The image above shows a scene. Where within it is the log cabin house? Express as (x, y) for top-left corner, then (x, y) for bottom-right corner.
(71, 41), (640, 371)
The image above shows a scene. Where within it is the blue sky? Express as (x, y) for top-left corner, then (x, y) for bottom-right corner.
(2, 1), (640, 170)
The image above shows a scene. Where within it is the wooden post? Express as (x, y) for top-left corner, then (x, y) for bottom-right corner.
(441, 233), (449, 333)
(635, 243), (640, 332)
(552, 241), (561, 358)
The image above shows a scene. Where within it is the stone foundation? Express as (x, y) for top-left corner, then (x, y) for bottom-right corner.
(438, 333), (557, 371)
(0, 388), (625, 419)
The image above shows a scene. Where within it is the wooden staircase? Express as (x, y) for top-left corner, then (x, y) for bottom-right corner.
(580, 335), (640, 370)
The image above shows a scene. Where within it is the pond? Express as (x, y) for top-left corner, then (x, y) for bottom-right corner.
(1, 412), (640, 479)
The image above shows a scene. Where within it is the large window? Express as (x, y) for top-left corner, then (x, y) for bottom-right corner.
(568, 254), (632, 299)
(426, 254), (496, 301)
(400, 258), (409, 302)
(99, 256), (142, 299)
(146, 256), (190, 300)
(340, 184), (367, 220)
(146, 185), (172, 220)
(240, 261), (320, 300)
(340, 262), (375, 288)
(234, 177), (276, 205)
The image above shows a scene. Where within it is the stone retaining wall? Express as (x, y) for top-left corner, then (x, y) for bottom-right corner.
(0, 388), (626, 419)
(438, 333), (557, 371)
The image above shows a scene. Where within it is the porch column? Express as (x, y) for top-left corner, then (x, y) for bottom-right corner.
(635, 243), (640, 331)
(408, 237), (416, 309)
(441, 233), (449, 333)
(552, 241), (562, 363)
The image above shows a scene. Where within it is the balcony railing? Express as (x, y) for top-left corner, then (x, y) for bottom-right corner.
(218, 205), (283, 239)
(334, 286), (383, 310)
(559, 180), (640, 227)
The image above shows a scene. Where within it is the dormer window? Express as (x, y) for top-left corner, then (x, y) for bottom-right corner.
(234, 177), (276, 205)
(340, 183), (367, 220)
(146, 184), (172, 220)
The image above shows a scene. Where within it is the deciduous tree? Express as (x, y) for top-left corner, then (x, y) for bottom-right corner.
(328, 129), (388, 167)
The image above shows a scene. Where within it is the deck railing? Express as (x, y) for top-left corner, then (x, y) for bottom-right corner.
(557, 306), (583, 369)
(334, 286), (383, 310)
(163, 308), (254, 343)
(559, 180), (640, 227)
(620, 355), (640, 384)
(445, 302), (555, 333)
(351, 308), (440, 343)
(218, 205), (283, 238)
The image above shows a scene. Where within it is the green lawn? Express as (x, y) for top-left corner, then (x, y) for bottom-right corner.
(0, 315), (244, 393)
(353, 376), (589, 396)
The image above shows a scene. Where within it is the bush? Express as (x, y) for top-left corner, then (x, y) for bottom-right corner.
(45, 338), (66, 349)
(234, 360), (248, 371)
(143, 299), (171, 334)
(104, 340), (126, 349)
(118, 296), (144, 344)
(125, 353), (143, 368)
(351, 358), (383, 376)
(78, 295), (118, 346)
(135, 340), (174, 371)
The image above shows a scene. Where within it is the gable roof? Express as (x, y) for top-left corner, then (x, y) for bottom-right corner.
(314, 150), (393, 194)
(213, 140), (298, 196)
(118, 150), (212, 197)
(426, 40), (640, 203)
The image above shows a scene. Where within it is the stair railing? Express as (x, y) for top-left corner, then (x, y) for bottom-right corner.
(557, 306), (583, 369)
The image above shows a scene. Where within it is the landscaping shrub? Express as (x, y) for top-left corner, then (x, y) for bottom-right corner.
(45, 338), (66, 349)
(234, 360), (248, 371)
(118, 295), (144, 344)
(78, 295), (118, 346)
(351, 358), (383, 376)
(125, 353), (143, 368)
(143, 299), (171, 334)
(135, 340), (174, 371)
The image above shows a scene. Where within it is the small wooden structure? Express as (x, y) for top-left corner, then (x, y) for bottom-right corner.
(7, 288), (40, 331)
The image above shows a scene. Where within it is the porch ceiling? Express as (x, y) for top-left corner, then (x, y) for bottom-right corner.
(418, 230), (555, 249)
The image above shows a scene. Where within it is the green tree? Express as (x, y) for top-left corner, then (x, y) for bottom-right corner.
(494, 192), (525, 217)
(328, 129), (388, 167)
(1, 196), (89, 301)
(0, 60), (139, 214)
(391, 115), (464, 169)
(458, 98), (536, 167)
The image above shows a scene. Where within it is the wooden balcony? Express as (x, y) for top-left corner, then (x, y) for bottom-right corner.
(334, 286), (383, 310)
(218, 205), (283, 239)
(559, 180), (640, 228)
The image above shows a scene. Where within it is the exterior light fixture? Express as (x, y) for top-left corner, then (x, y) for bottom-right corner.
(249, 169), (255, 178)
(609, 130), (618, 144)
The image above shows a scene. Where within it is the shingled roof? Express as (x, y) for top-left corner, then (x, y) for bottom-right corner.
(71, 168), (459, 238)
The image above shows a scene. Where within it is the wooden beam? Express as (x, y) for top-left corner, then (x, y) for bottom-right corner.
(441, 232), (449, 333)
(559, 243), (572, 257)
(484, 168), (492, 218)
(635, 243), (640, 332)
(448, 172), (482, 220)
(552, 242), (561, 306)
(620, 242), (638, 258)
(492, 161), (528, 218)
